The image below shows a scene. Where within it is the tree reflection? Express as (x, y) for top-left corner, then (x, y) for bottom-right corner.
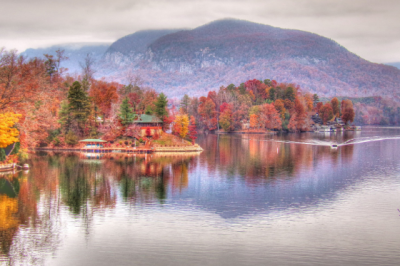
(0, 136), (358, 264)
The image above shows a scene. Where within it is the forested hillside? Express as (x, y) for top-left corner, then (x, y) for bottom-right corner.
(101, 19), (400, 100)
(21, 19), (400, 100)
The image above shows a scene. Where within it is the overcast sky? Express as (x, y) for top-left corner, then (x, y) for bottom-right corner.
(1, 0), (399, 63)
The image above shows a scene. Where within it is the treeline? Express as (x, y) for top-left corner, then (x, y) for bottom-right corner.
(0, 49), (174, 160)
(176, 79), (355, 133)
(0, 47), (364, 164)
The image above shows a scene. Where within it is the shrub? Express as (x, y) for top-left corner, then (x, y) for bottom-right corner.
(54, 137), (61, 147)
(65, 131), (78, 146)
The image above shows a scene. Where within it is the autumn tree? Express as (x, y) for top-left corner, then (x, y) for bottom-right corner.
(249, 114), (259, 129)
(274, 99), (286, 120)
(331, 97), (340, 117)
(288, 98), (309, 131)
(260, 104), (282, 130)
(304, 93), (314, 111)
(0, 112), (21, 148)
(284, 99), (294, 114)
(173, 114), (189, 139)
(219, 105), (234, 132)
(198, 96), (217, 131)
(341, 99), (355, 125)
(319, 102), (334, 124)
(315, 102), (323, 113)
(139, 89), (157, 114)
(0, 49), (43, 111)
(188, 116), (197, 144)
(89, 80), (119, 118)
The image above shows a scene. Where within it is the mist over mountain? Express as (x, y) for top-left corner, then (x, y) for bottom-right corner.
(22, 19), (400, 99)
(21, 43), (111, 74)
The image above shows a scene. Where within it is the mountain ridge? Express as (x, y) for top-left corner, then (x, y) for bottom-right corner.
(22, 19), (400, 100)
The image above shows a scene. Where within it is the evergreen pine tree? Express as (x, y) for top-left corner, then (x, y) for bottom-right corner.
(58, 100), (70, 134)
(155, 93), (168, 121)
(68, 81), (91, 123)
(119, 97), (136, 125)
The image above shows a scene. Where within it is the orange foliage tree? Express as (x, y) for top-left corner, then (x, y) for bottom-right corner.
(198, 96), (217, 131)
(260, 103), (282, 130)
(331, 97), (340, 117)
(319, 102), (334, 124)
(341, 99), (355, 125)
(249, 114), (259, 129)
(89, 80), (119, 118)
(288, 98), (310, 131)
(274, 99), (286, 120)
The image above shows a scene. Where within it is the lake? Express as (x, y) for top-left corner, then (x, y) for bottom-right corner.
(1, 127), (400, 266)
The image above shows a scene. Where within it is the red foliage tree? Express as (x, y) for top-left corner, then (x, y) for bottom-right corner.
(319, 102), (334, 124)
(198, 96), (217, 131)
(89, 80), (119, 118)
(331, 97), (340, 117)
(341, 99), (355, 125)
(288, 98), (310, 131)
(315, 102), (323, 113)
(260, 103), (282, 130)
(188, 116), (197, 144)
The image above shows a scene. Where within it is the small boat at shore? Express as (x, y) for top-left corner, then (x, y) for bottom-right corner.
(0, 163), (16, 172)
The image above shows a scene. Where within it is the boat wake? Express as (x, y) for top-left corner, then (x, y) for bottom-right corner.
(238, 135), (400, 147)
(339, 136), (400, 146)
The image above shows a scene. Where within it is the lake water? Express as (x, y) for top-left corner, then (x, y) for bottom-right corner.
(1, 127), (400, 266)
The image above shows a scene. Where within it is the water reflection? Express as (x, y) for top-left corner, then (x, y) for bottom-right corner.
(1, 128), (400, 265)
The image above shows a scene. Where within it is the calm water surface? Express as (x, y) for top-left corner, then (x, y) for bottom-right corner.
(1, 127), (400, 265)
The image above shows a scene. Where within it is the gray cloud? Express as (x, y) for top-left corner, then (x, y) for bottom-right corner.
(1, 0), (399, 62)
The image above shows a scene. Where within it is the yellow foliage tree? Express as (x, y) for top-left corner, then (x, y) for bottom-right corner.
(0, 112), (21, 148)
(174, 114), (189, 139)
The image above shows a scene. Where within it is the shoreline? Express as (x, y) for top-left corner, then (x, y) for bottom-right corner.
(33, 144), (204, 154)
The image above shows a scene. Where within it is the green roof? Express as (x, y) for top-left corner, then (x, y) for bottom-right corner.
(133, 114), (163, 123)
(79, 139), (107, 142)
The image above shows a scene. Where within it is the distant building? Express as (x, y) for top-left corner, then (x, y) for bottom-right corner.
(133, 114), (163, 137)
(79, 139), (108, 148)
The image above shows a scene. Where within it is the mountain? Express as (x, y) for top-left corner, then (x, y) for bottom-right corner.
(21, 43), (111, 74)
(386, 62), (400, 70)
(22, 19), (400, 99)
(104, 29), (183, 66)
(102, 19), (400, 99)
